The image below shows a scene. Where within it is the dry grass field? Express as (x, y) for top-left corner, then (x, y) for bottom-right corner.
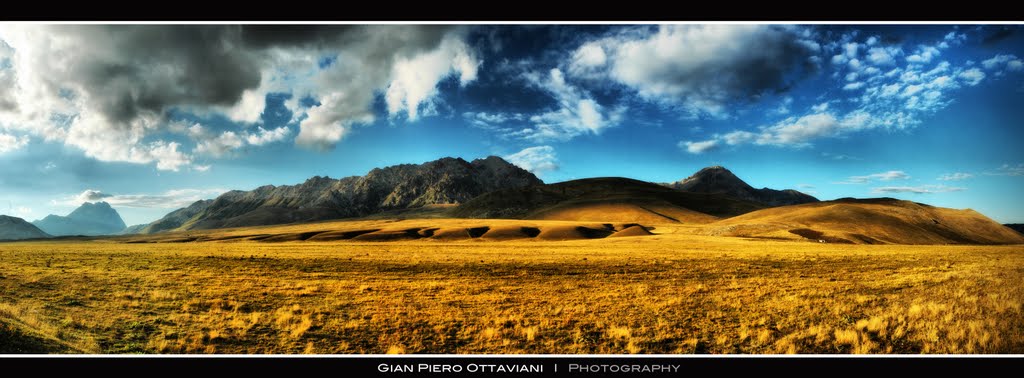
(1, 218), (1022, 354)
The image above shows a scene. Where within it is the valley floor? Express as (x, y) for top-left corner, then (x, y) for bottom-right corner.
(1, 219), (1022, 354)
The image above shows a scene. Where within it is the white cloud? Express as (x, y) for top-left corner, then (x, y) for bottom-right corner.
(566, 25), (819, 118)
(866, 46), (901, 66)
(462, 111), (524, 131)
(871, 185), (965, 194)
(821, 152), (861, 161)
(959, 68), (986, 86)
(295, 91), (371, 150)
(703, 32), (1003, 153)
(982, 54), (1020, 70)
(514, 68), (624, 142)
(0, 132), (28, 153)
(385, 35), (479, 121)
(195, 131), (244, 157)
(503, 146), (559, 174)
(840, 170), (910, 184)
(148, 142), (192, 171)
(225, 87), (267, 124)
(937, 172), (973, 181)
(679, 139), (719, 154)
(843, 82), (865, 91)
(245, 126), (290, 146)
(906, 45), (941, 64)
(59, 188), (225, 208)
(989, 163), (1024, 176)
(0, 25), (479, 169)
(568, 43), (608, 76)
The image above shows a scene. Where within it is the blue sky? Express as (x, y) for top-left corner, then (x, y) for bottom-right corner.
(1, 24), (1022, 225)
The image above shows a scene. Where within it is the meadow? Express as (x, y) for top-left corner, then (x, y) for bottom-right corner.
(1, 220), (1022, 354)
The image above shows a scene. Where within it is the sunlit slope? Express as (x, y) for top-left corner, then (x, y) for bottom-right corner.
(0, 313), (81, 353)
(117, 218), (658, 243)
(453, 177), (763, 224)
(707, 198), (1024, 245)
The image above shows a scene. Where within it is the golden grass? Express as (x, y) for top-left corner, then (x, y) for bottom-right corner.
(0, 218), (1022, 354)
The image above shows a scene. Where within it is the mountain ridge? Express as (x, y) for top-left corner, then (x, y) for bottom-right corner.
(32, 202), (126, 236)
(667, 166), (818, 206)
(138, 156), (542, 233)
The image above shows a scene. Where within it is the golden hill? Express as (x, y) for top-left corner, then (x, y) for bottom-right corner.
(452, 177), (763, 223)
(706, 198), (1024, 245)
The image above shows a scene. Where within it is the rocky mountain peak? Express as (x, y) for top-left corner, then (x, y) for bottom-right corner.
(670, 166), (818, 207)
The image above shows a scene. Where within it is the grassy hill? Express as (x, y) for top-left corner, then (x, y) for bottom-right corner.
(706, 198), (1024, 245)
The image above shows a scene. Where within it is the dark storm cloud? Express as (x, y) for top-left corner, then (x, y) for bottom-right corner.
(982, 27), (1016, 46)
(238, 25), (451, 51)
(12, 25), (459, 127)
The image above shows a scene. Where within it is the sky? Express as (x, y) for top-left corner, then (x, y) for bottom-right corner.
(1, 24), (1023, 225)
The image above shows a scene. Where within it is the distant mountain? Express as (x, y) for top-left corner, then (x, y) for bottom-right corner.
(667, 166), (818, 207)
(0, 215), (51, 240)
(32, 202), (127, 236)
(139, 200), (213, 234)
(1006, 224), (1024, 235)
(707, 198), (1024, 245)
(452, 177), (765, 223)
(120, 224), (149, 235)
(144, 156), (541, 232)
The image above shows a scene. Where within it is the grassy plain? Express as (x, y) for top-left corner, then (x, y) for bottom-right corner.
(1, 219), (1022, 354)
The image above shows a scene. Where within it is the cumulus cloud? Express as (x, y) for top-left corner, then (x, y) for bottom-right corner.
(679, 139), (719, 154)
(567, 25), (819, 118)
(246, 126), (290, 146)
(512, 68), (624, 142)
(59, 188), (225, 208)
(195, 131), (245, 157)
(959, 68), (986, 86)
(839, 170), (910, 184)
(504, 146), (559, 174)
(0, 132), (28, 153)
(871, 185), (965, 194)
(0, 25), (477, 168)
(981, 54), (1022, 71)
(72, 189), (112, 204)
(937, 172), (973, 181)
(194, 125), (291, 157)
(385, 35), (479, 121)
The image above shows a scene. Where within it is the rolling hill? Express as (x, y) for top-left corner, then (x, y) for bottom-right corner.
(667, 166), (818, 206)
(705, 197), (1024, 245)
(32, 202), (127, 236)
(0, 215), (50, 241)
(452, 177), (764, 223)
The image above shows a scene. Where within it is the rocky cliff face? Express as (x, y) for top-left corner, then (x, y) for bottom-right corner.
(668, 166), (818, 207)
(144, 156), (542, 232)
(32, 202), (127, 236)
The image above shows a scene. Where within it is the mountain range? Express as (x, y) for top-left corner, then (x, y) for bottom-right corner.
(134, 156), (541, 233)
(3, 156), (1019, 246)
(32, 202), (127, 236)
